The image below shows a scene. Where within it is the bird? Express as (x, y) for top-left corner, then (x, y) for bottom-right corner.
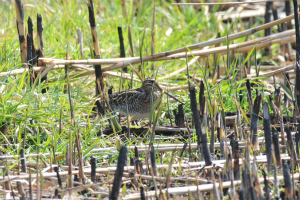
(105, 77), (183, 120)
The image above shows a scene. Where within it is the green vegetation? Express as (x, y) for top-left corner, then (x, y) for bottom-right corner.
(0, 0), (295, 198)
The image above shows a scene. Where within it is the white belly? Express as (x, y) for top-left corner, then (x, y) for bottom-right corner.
(118, 110), (150, 120)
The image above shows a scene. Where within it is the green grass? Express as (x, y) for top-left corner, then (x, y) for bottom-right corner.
(0, 0), (283, 170)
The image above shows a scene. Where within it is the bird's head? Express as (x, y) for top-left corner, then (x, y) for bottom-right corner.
(142, 77), (184, 104)
(142, 77), (162, 92)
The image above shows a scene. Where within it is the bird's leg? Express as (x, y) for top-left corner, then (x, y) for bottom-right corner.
(131, 120), (139, 126)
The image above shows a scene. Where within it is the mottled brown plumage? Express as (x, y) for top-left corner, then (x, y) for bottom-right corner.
(108, 77), (182, 119)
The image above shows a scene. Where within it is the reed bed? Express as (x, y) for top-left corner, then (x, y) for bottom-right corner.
(1, 0), (300, 199)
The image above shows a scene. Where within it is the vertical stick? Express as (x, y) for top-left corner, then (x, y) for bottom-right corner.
(27, 34), (33, 85)
(264, 2), (272, 56)
(292, 0), (300, 111)
(27, 18), (36, 86)
(87, 0), (104, 95)
(65, 48), (74, 188)
(36, 150), (40, 200)
(263, 102), (273, 173)
(36, 14), (44, 58)
(272, 128), (282, 168)
(251, 95), (261, 150)
(178, 104), (185, 128)
(27, 17), (37, 65)
(20, 149), (26, 173)
(91, 157), (96, 182)
(54, 167), (62, 189)
(15, 0), (27, 63)
(76, 133), (85, 184)
(27, 158), (32, 200)
(140, 187), (146, 200)
(77, 28), (84, 59)
(285, 0), (292, 29)
(150, 145), (157, 176)
(151, 0), (156, 70)
(37, 14), (48, 93)
(190, 86), (211, 165)
(110, 146), (127, 200)
(118, 26), (127, 72)
(17, 181), (26, 200)
(283, 160), (292, 198)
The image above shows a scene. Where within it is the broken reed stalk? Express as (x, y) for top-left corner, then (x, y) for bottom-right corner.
(285, 0), (292, 29)
(36, 14), (44, 59)
(110, 146), (127, 200)
(75, 133), (85, 184)
(231, 139), (240, 180)
(285, 126), (298, 168)
(189, 86), (201, 151)
(118, 26), (127, 73)
(151, 0), (156, 70)
(264, 1), (272, 56)
(26, 33), (34, 85)
(251, 95), (261, 150)
(189, 86), (211, 165)
(20, 149), (26, 173)
(15, 0), (27, 63)
(54, 167), (62, 189)
(28, 17), (37, 66)
(283, 160), (293, 198)
(77, 28), (84, 59)
(91, 157), (96, 182)
(17, 181), (26, 200)
(140, 187), (146, 200)
(292, 0), (300, 111)
(87, 0), (103, 95)
(37, 14), (48, 93)
(272, 128), (282, 168)
(150, 145), (157, 176)
(263, 102), (273, 172)
(262, 169), (270, 200)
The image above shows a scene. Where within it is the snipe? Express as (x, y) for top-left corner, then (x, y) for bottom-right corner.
(106, 77), (183, 119)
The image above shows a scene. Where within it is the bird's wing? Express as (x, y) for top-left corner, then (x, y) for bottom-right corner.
(109, 88), (143, 105)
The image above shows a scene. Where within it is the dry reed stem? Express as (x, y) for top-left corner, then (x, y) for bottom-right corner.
(0, 154), (290, 183)
(38, 29), (294, 67)
(35, 30), (294, 84)
(123, 173), (209, 184)
(160, 55), (201, 80)
(164, 29), (295, 59)
(215, 6), (266, 21)
(122, 172), (299, 200)
(173, 1), (282, 6)
(0, 152), (61, 159)
(101, 13), (298, 71)
(160, 34), (294, 80)
(247, 63), (294, 78)
(90, 133), (289, 153)
(31, 36), (293, 90)
(36, 13), (297, 75)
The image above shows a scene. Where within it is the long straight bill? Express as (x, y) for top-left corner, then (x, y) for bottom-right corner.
(164, 90), (184, 104)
